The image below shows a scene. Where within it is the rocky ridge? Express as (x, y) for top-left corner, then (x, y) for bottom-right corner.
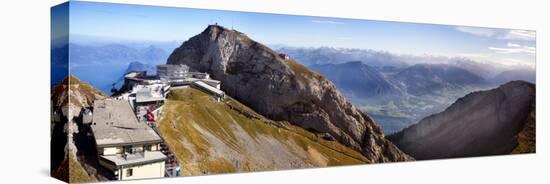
(167, 25), (412, 162)
(387, 81), (536, 159)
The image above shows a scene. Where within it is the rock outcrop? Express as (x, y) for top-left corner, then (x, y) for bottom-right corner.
(387, 81), (536, 160)
(51, 75), (107, 182)
(167, 25), (412, 162)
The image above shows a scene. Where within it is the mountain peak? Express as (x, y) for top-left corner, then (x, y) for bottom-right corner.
(201, 24), (247, 40)
(201, 24), (226, 37)
(205, 24), (227, 32)
(167, 25), (412, 162)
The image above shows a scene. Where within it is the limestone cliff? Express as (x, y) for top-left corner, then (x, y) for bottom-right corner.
(167, 25), (412, 162)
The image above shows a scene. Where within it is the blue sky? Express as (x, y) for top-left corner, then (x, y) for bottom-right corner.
(66, 1), (536, 67)
(51, 2), (69, 45)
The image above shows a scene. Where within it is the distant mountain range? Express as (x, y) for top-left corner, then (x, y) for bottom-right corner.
(64, 42), (175, 93)
(308, 61), (492, 134)
(492, 68), (536, 85)
(310, 62), (488, 100)
(393, 63), (487, 96)
(277, 46), (535, 80)
(305, 57), (535, 134)
(124, 61), (156, 75)
(69, 43), (169, 66)
(309, 61), (401, 100)
(277, 47), (408, 67)
(387, 81), (536, 159)
(51, 36), (180, 92)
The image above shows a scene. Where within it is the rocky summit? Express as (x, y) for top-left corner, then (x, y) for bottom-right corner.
(167, 25), (412, 162)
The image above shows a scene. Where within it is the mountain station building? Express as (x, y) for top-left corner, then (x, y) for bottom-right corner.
(90, 99), (167, 180)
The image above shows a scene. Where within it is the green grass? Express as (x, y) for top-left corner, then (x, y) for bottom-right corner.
(158, 88), (370, 175)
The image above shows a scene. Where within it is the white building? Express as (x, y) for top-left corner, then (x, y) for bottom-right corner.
(157, 64), (189, 80)
(129, 84), (169, 123)
(91, 99), (168, 180)
(126, 64), (225, 103)
(192, 81), (225, 102)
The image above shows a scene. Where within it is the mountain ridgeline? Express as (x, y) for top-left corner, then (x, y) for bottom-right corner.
(309, 61), (401, 100)
(167, 25), (412, 162)
(308, 61), (496, 134)
(393, 64), (487, 96)
(387, 81), (536, 159)
(276, 47), (408, 67)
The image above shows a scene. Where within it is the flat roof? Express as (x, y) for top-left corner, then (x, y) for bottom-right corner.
(201, 78), (221, 84)
(101, 151), (167, 167)
(157, 64), (189, 69)
(134, 85), (165, 103)
(193, 81), (224, 96)
(91, 99), (162, 147)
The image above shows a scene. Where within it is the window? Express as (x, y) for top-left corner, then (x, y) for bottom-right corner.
(126, 168), (133, 177)
(123, 146), (133, 154)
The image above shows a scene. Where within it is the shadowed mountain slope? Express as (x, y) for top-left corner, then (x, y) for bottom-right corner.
(387, 81), (535, 160)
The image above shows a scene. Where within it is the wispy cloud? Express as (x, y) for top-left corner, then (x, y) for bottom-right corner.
(488, 43), (535, 54)
(455, 26), (497, 37)
(312, 20), (345, 25)
(455, 26), (536, 41)
(458, 52), (534, 68)
(507, 43), (521, 47)
(501, 30), (536, 41)
(337, 36), (353, 40)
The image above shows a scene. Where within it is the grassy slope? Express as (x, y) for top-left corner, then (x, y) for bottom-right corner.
(285, 59), (325, 83)
(158, 88), (369, 176)
(512, 102), (536, 154)
(52, 154), (96, 183)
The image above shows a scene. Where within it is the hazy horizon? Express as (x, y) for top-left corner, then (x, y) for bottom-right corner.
(62, 1), (535, 68)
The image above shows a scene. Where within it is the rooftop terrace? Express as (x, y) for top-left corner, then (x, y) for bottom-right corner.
(100, 151), (167, 167)
(91, 99), (163, 148)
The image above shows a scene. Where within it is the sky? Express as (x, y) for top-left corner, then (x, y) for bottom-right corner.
(51, 2), (69, 46)
(65, 1), (536, 67)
